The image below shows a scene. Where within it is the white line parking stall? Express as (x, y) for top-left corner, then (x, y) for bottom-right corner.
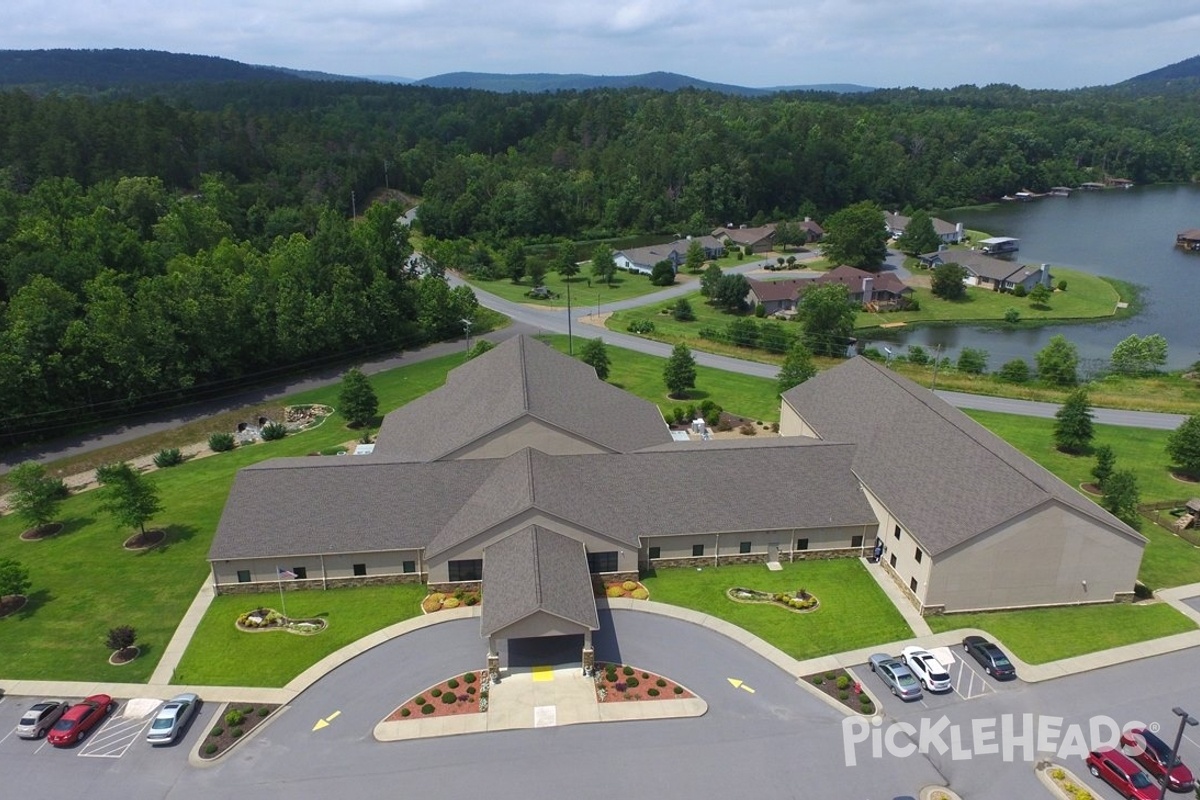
(78, 698), (159, 759)
(934, 646), (996, 701)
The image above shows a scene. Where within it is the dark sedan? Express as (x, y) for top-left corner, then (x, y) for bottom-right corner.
(962, 635), (1016, 679)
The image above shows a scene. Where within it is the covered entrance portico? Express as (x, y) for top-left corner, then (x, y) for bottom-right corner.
(481, 525), (600, 680)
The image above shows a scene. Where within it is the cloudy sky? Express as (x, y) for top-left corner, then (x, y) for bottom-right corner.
(4, 0), (1199, 89)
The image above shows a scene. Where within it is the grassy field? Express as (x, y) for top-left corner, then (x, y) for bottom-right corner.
(171, 585), (426, 687)
(463, 270), (699, 309)
(927, 602), (1196, 664)
(541, 334), (781, 422)
(641, 560), (914, 661)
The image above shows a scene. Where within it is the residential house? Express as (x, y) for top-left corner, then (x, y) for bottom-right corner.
(798, 218), (825, 243)
(712, 224), (777, 253)
(810, 265), (913, 308)
(744, 277), (809, 315)
(918, 249), (1052, 293)
(612, 236), (725, 275)
(884, 212), (965, 245)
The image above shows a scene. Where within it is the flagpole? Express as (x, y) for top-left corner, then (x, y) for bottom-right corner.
(277, 569), (289, 622)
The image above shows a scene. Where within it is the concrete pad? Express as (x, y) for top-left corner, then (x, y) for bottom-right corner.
(531, 665), (554, 682)
(533, 706), (556, 727)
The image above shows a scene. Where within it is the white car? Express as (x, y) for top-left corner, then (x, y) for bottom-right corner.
(901, 646), (951, 692)
(146, 693), (199, 745)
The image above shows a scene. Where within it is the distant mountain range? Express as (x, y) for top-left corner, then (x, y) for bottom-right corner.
(0, 47), (1196, 95)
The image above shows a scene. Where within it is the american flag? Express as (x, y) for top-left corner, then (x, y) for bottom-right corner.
(277, 567), (298, 579)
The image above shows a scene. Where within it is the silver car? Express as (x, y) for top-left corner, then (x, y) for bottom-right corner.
(867, 653), (923, 701)
(146, 693), (199, 745)
(17, 700), (68, 739)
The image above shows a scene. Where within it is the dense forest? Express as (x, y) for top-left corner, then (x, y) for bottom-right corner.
(2, 76), (1199, 444)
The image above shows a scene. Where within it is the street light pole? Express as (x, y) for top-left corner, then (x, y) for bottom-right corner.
(461, 318), (472, 358)
(1160, 707), (1198, 800)
(566, 278), (573, 355)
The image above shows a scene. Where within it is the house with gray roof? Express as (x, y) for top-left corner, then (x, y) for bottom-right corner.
(885, 212), (964, 244)
(208, 335), (1145, 671)
(918, 249), (1053, 293)
(781, 357), (1145, 614)
(712, 224), (777, 253)
(612, 236), (724, 275)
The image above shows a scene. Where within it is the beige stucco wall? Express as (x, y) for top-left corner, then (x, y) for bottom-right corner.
(210, 549), (423, 588)
(643, 526), (870, 562)
(492, 610), (593, 640)
(779, 403), (819, 438)
(426, 510), (637, 583)
(860, 487), (930, 604)
(447, 417), (611, 460)
(927, 501), (1144, 612)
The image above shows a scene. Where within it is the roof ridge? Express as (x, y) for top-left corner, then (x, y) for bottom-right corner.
(518, 335), (532, 412)
(530, 526), (543, 608)
(524, 447), (536, 507)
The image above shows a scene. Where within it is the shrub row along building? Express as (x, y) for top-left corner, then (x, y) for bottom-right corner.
(209, 336), (1145, 665)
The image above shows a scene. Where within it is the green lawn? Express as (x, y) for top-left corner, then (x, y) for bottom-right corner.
(541, 334), (780, 423)
(859, 267), (1121, 329)
(171, 585), (426, 687)
(926, 602), (1196, 664)
(0, 354), (464, 682)
(463, 270), (699, 310)
(641, 560), (913, 661)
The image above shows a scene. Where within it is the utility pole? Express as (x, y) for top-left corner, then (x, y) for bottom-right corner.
(384, 159), (389, 190)
(351, 190), (357, 219)
(461, 318), (473, 359)
(567, 279), (574, 355)
(929, 343), (943, 392)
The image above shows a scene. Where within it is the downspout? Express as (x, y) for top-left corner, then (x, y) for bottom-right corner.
(320, 552), (328, 590)
(714, 533), (719, 567)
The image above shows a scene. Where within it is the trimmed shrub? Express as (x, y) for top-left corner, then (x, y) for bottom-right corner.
(257, 707), (269, 717)
(464, 672), (477, 683)
(441, 692), (457, 705)
(442, 597), (460, 609)
(209, 432), (236, 452)
(656, 678), (666, 688)
(673, 686), (683, 695)
(458, 694), (469, 702)
(623, 665), (634, 676)
(153, 448), (184, 468)
(836, 675), (851, 690)
(414, 696), (426, 705)
(630, 587), (649, 600)
(421, 704), (435, 715)
(838, 690), (849, 700)
(430, 688), (442, 697)
(467, 686), (476, 695)
(231, 728), (243, 739)
(606, 585), (624, 597)
(400, 707), (411, 717)
(626, 677), (640, 688)
(1012, 284), (1027, 297)
(260, 421), (288, 441)
(464, 595), (478, 606)
(210, 726), (224, 736)
(824, 671), (837, 680)
(622, 580), (637, 591)
(648, 688), (660, 696)
(447, 678), (460, 689)
(812, 676), (824, 685)
(205, 743), (218, 755)
(224, 709), (245, 726)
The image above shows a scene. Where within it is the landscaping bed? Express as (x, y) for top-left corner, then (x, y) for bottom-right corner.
(200, 704), (280, 760)
(595, 662), (693, 702)
(804, 668), (875, 715)
(235, 607), (328, 635)
(602, 580), (649, 600)
(421, 588), (480, 613)
(385, 671), (487, 719)
(727, 586), (819, 612)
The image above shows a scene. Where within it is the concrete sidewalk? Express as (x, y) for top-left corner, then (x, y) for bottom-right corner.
(859, 556), (933, 637)
(149, 579), (216, 685)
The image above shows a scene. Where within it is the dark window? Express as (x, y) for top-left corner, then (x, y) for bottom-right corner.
(448, 559), (483, 582)
(293, 566), (308, 580)
(352, 563), (367, 577)
(648, 546), (661, 560)
(236, 569), (251, 583)
(739, 541), (752, 554)
(851, 535), (864, 548)
(889, 553), (897, 568)
(796, 538), (809, 551)
(402, 560), (416, 574)
(692, 544), (705, 557)
(910, 577), (918, 593)
(586, 551), (618, 573)
(914, 548), (923, 563)
(893, 525), (901, 540)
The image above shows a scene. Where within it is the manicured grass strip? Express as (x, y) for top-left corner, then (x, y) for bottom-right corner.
(541, 334), (780, 423)
(462, 269), (698, 309)
(926, 602), (1196, 664)
(641, 560), (913, 661)
(171, 585), (427, 687)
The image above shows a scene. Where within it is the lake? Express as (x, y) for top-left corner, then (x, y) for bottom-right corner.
(861, 185), (1200, 372)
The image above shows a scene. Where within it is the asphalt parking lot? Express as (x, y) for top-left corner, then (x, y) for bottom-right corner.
(857, 645), (1022, 715)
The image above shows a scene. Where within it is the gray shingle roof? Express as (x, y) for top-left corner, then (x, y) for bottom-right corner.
(480, 525), (599, 637)
(781, 357), (1145, 556)
(373, 335), (671, 461)
(919, 249), (1025, 282)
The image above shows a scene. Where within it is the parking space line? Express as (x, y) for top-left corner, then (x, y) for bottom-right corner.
(78, 706), (157, 759)
(0, 726), (16, 745)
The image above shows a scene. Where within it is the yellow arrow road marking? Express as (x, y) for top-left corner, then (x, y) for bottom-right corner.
(312, 710), (342, 731)
(727, 678), (755, 693)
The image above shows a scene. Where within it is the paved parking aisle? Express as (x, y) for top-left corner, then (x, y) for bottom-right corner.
(78, 698), (158, 758)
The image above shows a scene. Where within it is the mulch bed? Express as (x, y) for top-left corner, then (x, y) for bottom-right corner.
(601, 580), (649, 600)
(123, 529), (165, 550)
(1080, 482), (1102, 496)
(385, 671), (486, 720)
(595, 663), (693, 702)
(421, 590), (481, 613)
(803, 668), (875, 715)
(20, 522), (64, 541)
(108, 646), (139, 665)
(1170, 471), (1200, 484)
(199, 704), (280, 760)
(0, 594), (28, 618)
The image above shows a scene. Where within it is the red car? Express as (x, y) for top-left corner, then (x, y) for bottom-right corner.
(1087, 748), (1158, 800)
(1122, 727), (1197, 792)
(46, 694), (114, 747)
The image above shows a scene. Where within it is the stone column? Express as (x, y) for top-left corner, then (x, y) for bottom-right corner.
(581, 629), (595, 675)
(487, 636), (500, 682)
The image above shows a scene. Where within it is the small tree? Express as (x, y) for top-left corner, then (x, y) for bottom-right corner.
(591, 245), (617, 286)
(712, 273), (750, 312)
(105, 625), (137, 653)
(1091, 444), (1116, 491)
(663, 343), (697, 399)
(97, 462), (163, 537)
(649, 259), (676, 287)
(1028, 282), (1051, 307)
(579, 338), (611, 381)
(1166, 414), (1200, 479)
(557, 248), (580, 280)
(503, 240), (527, 284)
(998, 358), (1030, 383)
(1053, 387), (1094, 454)
(895, 210), (942, 257)
(1004, 307), (1021, 324)
(527, 258), (548, 288)
(1035, 334), (1079, 386)
(7, 461), (66, 533)
(700, 263), (723, 299)
(467, 340), (496, 360)
(0, 557), (32, 598)
(931, 263), (967, 300)
(208, 432), (236, 452)
(1100, 469), (1141, 528)
(956, 348), (989, 375)
(684, 240), (706, 273)
(338, 367), (379, 428)
(672, 298), (696, 322)
(777, 341), (817, 394)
